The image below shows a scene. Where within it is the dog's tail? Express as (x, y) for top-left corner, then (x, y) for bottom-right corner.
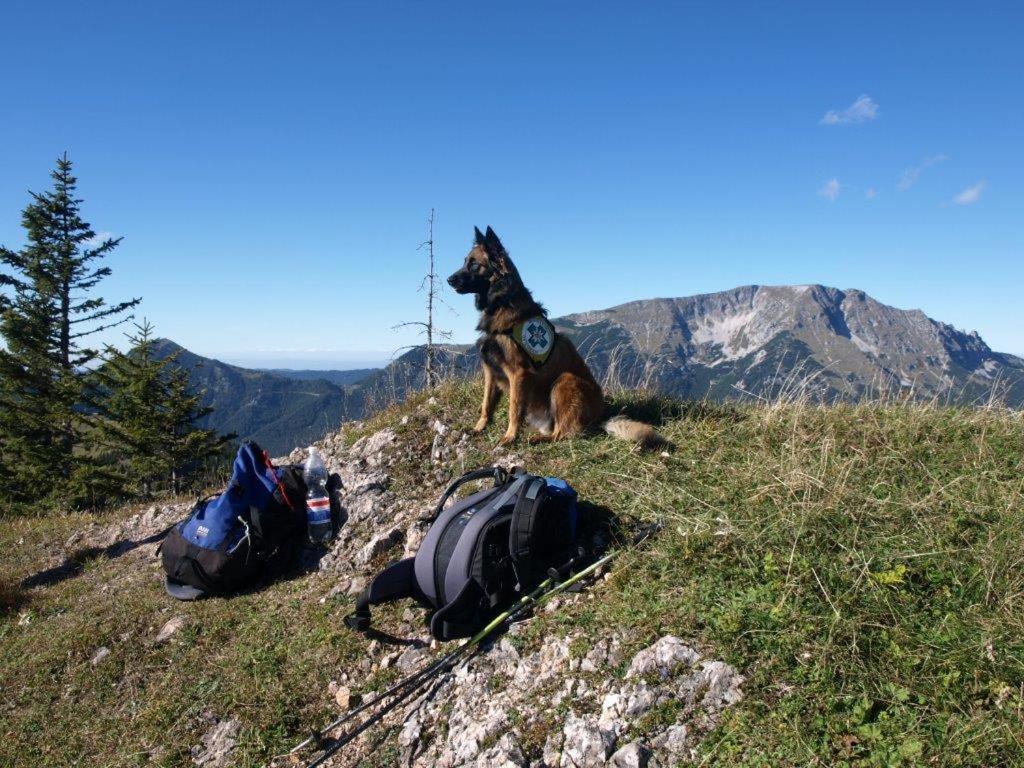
(602, 415), (669, 450)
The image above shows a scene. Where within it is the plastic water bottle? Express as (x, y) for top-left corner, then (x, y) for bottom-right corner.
(303, 447), (333, 544)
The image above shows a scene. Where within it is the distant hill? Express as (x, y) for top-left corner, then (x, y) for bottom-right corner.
(151, 340), (368, 455)
(150, 341), (480, 454)
(348, 344), (477, 408)
(258, 368), (377, 388)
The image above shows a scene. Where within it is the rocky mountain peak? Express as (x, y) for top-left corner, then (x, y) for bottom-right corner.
(556, 284), (1021, 404)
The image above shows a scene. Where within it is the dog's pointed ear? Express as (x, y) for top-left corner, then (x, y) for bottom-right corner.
(474, 226), (486, 245)
(482, 226), (513, 272)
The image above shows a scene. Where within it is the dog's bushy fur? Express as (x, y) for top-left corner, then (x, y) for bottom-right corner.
(447, 226), (663, 448)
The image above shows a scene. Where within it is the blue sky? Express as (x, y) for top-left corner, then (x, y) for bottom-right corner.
(1, 2), (1021, 367)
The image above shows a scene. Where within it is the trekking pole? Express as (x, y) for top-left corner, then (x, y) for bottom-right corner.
(286, 574), (559, 763)
(519, 522), (661, 614)
(291, 522), (662, 767)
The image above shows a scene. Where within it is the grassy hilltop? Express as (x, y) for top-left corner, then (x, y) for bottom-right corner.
(1, 381), (1022, 767)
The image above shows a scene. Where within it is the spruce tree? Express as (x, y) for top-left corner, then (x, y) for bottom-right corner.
(89, 321), (230, 498)
(0, 154), (140, 509)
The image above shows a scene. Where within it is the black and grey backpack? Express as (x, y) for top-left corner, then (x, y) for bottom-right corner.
(345, 466), (579, 641)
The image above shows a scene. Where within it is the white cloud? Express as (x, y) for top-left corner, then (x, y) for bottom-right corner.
(896, 154), (948, 191)
(864, 187), (878, 200)
(820, 94), (879, 125)
(817, 178), (841, 201)
(952, 180), (986, 206)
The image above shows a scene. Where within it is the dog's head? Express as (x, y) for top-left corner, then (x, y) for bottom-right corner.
(448, 227), (519, 309)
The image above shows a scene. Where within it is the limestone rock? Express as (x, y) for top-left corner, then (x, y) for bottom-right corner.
(559, 714), (614, 767)
(355, 527), (404, 566)
(625, 636), (700, 680)
(155, 616), (186, 644)
(334, 684), (351, 710)
(650, 725), (690, 764)
(608, 742), (651, 768)
(397, 646), (427, 672)
(543, 731), (564, 766)
(471, 733), (528, 767)
(350, 428), (396, 465)
(581, 636), (622, 673)
(698, 660), (745, 710)
(191, 716), (240, 767)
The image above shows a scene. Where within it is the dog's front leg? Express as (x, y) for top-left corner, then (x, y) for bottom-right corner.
(474, 365), (500, 433)
(498, 372), (525, 445)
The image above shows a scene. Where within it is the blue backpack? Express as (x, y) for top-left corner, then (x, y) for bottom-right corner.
(161, 442), (308, 599)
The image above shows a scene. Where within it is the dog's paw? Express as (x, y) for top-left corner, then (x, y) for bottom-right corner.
(497, 432), (518, 446)
(528, 433), (553, 445)
(472, 418), (490, 434)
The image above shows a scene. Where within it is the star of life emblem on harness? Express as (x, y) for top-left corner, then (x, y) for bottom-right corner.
(527, 322), (548, 351)
(513, 315), (555, 365)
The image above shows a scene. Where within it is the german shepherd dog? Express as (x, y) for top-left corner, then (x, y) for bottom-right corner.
(447, 226), (663, 448)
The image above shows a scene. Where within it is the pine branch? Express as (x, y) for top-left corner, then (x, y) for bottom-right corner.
(392, 321), (430, 331)
(68, 313), (135, 338)
(69, 298), (141, 324)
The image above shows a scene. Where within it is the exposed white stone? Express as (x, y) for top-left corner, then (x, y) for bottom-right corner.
(355, 527), (404, 566)
(190, 716), (240, 767)
(349, 428), (397, 465)
(470, 733), (528, 767)
(698, 660), (745, 709)
(154, 616), (186, 644)
(625, 636), (700, 680)
(649, 724), (690, 762)
(608, 741), (651, 768)
(559, 714), (615, 767)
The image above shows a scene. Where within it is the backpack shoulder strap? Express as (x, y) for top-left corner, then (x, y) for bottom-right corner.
(509, 476), (549, 588)
(344, 557), (419, 633)
(422, 465), (509, 523)
(429, 578), (486, 641)
(508, 475), (581, 592)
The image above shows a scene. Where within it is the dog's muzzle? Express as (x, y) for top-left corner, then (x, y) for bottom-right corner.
(447, 271), (469, 292)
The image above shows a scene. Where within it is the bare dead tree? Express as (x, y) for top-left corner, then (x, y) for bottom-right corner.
(393, 208), (453, 388)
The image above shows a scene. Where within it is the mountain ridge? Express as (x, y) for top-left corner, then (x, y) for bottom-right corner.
(155, 285), (1024, 453)
(554, 284), (1024, 405)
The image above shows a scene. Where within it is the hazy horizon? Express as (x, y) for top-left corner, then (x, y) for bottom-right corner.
(188, 280), (1024, 370)
(222, 354), (390, 371)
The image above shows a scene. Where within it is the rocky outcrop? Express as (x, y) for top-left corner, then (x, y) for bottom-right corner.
(276, 416), (744, 767)
(394, 633), (743, 767)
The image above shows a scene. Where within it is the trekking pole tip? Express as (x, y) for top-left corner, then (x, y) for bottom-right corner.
(631, 522), (663, 545)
